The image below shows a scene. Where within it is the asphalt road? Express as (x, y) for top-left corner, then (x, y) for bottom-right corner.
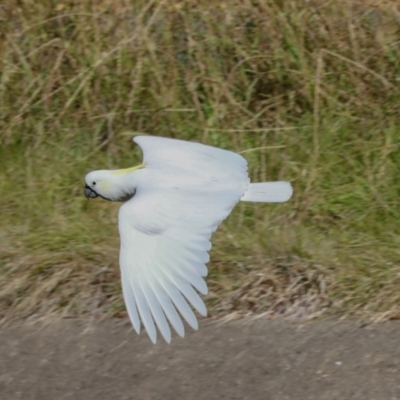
(1, 318), (400, 399)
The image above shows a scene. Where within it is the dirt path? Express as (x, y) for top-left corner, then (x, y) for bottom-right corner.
(1, 318), (400, 399)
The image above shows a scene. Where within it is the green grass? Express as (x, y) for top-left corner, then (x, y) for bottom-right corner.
(1, 0), (400, 323)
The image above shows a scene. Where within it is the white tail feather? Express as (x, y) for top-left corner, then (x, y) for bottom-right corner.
(240, 182), (293, 203)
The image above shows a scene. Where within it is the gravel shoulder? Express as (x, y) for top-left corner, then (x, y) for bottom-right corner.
(1, 318), (400, 399)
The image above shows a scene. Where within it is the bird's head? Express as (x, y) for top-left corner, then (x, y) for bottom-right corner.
(84, 164), (145, 202)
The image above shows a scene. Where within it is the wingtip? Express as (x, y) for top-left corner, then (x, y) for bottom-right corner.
(149, 334), (157, 345)
(163, 336), (171, 345)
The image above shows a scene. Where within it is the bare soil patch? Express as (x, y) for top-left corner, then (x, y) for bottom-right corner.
(1, 318), (400, 399)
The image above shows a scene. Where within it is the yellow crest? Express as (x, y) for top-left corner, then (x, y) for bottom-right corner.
(111, 163), (146, 176)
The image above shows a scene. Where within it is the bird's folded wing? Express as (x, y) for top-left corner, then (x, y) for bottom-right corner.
(134, 135), (248, 183)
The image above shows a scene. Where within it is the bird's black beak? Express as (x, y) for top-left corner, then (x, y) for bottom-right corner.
(84, 184), (98, 199)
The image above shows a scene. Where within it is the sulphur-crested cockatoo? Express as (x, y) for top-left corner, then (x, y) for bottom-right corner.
(84, 136), (292, 343)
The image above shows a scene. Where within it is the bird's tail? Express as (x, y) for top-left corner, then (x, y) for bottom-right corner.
(240, 182), (293, 203)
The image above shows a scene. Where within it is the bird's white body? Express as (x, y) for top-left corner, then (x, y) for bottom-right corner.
(84, 136), (292, 343)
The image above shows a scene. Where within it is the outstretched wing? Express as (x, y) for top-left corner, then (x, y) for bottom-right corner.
(119, 136), (249, 343)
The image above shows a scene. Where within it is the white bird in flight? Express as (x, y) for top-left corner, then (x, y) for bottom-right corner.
(84, 136), (292, 344)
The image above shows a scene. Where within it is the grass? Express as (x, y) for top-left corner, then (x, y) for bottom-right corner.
(1, 0), (400, 324)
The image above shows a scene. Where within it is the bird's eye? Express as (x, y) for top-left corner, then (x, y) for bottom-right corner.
(92, 181), (96, 186)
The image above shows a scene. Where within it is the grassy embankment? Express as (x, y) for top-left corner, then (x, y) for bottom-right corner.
(1, 1), (400, 323)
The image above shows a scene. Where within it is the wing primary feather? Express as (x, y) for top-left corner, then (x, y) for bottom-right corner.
(156, 268), (199, 330)
(139, 269), (172, 344)
(129, 273), (158, 344)
(172, 264), (208, 295)
(160, 250), (208, 293)
(154, 242), (208, 304)
(147, 267), (185, 338)
(177, 282), (207, 316)
(162, 270), (207, 317)
(121, 272), (141, 334)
